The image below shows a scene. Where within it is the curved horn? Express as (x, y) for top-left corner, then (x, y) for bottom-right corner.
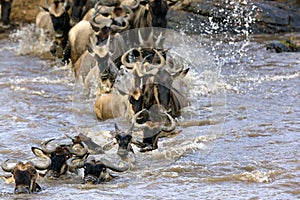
(138, 28), (154, 47)
(121, 48), (136, 69)
(91, 15), (113, 30)
(1, 159), (15, 172)
(100, 158), (129, 172)
(111, 17), (130, 32)
(32, 157), (51, 171)
(131, 109), (148, 128)
(123, 5), (134, 22)
(161, 112), (176, 132)
(31, 147), (52, 170)
(69, 142), (89, 157)
(136, 54), (159, 77)
(93, 0), (102, 9)
(166, 55), (184, 74)
(66, 154), (88, 169)
(41, 139), (57, 154)
(146, 49), (166, 69)
(129, 0), (141, 10)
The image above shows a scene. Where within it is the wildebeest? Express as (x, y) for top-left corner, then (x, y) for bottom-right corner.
(81, 35), (120, 95)
(94, 92), (131, 120)
(35, 0), (72, 59)
(31, 138), (88, 179)
(116, 46), (189, 118)
(67, 155), (129, 184)
(1, 158), (50, 194)
(103, 123), (145, 162)
(122, 0), (168, 28)
(68, 2), (133, 68)
(131, 108), (178, 152)
(69, 0), (87, 26)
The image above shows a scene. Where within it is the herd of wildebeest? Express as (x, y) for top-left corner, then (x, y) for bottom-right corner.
(1, 0), (193, 195)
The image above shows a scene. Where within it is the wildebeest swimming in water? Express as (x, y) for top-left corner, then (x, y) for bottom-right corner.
(1, 157), (51, 194)
(31, 138), (88, 179)
(66, 154), (129, 184)
(35, 0), (72, 60)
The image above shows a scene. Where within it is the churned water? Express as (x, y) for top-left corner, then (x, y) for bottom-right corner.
(0, 5), (299, 200)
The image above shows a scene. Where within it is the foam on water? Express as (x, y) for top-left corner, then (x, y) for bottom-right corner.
(9, 24), (53, 57)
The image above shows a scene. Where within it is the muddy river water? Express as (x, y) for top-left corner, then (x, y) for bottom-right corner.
(0, 23), (299, 199)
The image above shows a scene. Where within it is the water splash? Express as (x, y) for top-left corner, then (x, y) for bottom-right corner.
(9, 23), (53, 57)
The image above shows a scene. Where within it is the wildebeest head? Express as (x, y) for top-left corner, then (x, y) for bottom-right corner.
(89, 3), (133, 40)
(87, 36), (119, 93)
(70, 0), (87, 26)
(67, 155), (129, 184)
(1, 158), (50, 194)
(31, 138), (88, 179)
(114, 123), (135, 158)
(102, 122), (148, 158)
(42, 0), (71, 39)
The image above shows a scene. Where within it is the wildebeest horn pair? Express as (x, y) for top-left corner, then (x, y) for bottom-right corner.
(41, 138), (88, 157)
(1, 157), (51, 172)
(121, 48), (165, 74)
(131, 108), (176, 132)
(1, 160), (45, 194)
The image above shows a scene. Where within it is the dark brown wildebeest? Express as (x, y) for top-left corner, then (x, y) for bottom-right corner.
(31, 138), (88, 179)
(103, 123), (145, 159)
(1, 157), (50, 194)
(102, 108), (178, 157)
(122, 0), (168, 28)
(67, 155), (129, 184)
(35, 0), (72, 60)
(117, 46), (189, 118)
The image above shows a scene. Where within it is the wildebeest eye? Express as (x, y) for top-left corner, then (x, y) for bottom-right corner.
(102, 13), (110, 17)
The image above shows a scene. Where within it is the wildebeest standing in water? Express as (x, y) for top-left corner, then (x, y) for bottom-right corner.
(35, 0), (72, 61)
(102, 123), (147, 169)
(1, 157), (51, 194)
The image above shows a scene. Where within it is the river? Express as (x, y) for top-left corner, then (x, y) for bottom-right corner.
(0, 22), (299, 200)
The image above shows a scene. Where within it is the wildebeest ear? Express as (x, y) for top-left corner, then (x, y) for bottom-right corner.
(0, 174), (15, 184)
(0, 175), (14, 184)
(174, 68), (189, 79)
(114, 123), (120, 133)
(31, 147), (46, 157)
(180, 68), (189, 77)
